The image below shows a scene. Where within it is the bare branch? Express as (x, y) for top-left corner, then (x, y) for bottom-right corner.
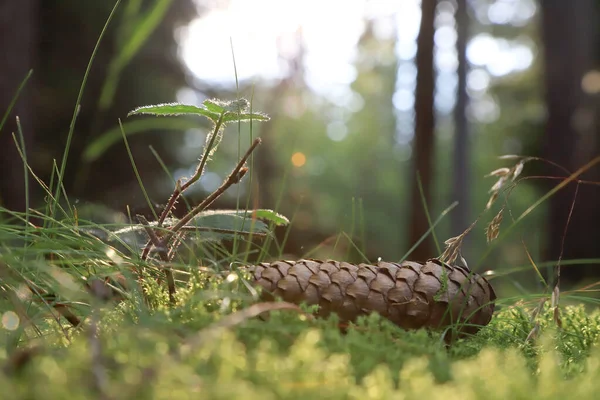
(162, 138), (261, 245)
(137, 215), (175, 305)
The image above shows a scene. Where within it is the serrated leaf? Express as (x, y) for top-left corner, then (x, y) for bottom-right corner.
(203, 99), (227, 113)
(225, 98), (250, 112)
(222, 112), (270, 123)
(128, 103), (220, 120)
(107, 209), (285, 251)
(129, 102), (269, 124)
(199, 209), (289, 226)
(203, 98), (250, 114)
(189, 211), (270, 234)
(247, 209), (289, 226)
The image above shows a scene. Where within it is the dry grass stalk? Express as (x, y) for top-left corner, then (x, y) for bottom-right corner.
(485, 207), (504, 243)
(485, 157), (528, 210)
(440, 218), (478, 265)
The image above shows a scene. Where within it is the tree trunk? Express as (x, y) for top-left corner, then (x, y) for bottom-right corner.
(540, 0), (600, 284)
(451, 0), (470, 239)
(408, 0), (437, 261)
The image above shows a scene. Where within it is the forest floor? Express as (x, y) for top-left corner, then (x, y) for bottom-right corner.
(2, 172), (600, 400)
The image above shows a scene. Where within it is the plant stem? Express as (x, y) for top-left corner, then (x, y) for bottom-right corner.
(137, 215), (175, 304)
(162, 138), (261, 246)
(141, 112), (227, 260)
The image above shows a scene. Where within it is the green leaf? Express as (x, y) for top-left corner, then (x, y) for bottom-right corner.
(99, 0), (174, 109)
(82, 118), (199, 162)
(107, 208), (287, 251)
(227, 98), (250, 112)
(203, 98), (250, 113)
(244, 209), (290, 226)
(189, 211), (270, 233)
(115, 0), (172, 69)
(129, 101), (270, 124)
(222, 112), (270, 123)
(128, 103), (220, 120)
(202, 99), (227, 114)
(0, 69), (33, 139)
(201, 209), (289, 226)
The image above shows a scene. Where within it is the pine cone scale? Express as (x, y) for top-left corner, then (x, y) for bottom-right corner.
(247, 258), (496, 336)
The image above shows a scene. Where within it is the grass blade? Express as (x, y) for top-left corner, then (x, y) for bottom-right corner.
(53, 0), (123, 217)
(0, 70), (33, 138)
(99, 0), (174, 109)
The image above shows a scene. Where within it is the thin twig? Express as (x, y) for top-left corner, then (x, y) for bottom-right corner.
(158, 112), (227, 226)
(525, 297), (547, 343)
(138, 215), (175, 304)
(52, 303), (82, 328)
(477, 155), (600, 268)
(161, 138), (261, 248)
(519, 175), (600, 187)
(551, 182), (579, 328)
(177, 226), (268, 237)
(24, 282), (79, 336)
(166, 231), (186, 261)
(497, 163), (582, 337)
(141, 112), (227, 260)
(137, 215), (169, 261)
(140, 113), (228, 260)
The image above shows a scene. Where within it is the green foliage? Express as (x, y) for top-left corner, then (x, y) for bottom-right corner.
(2, 3), (599, 398)
(128, 99), (270, 124)
(82, 118), (199, 162)
(213, 209), (290, 227)
(0, 69), (32, 139)
(53, 0), (123, 214)
(3, 256), (600, 400)
(99, 0), (175, 109)
(4, 107), (600, 399)
(107, 209), (289, 250)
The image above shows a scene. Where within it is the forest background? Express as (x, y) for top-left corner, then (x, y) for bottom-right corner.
(1, 0), (599, 296)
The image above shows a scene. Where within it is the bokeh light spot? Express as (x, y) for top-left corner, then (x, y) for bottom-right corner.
(2, 311), (19, 331)
(291, 152), (307, 167)
(582, 70), (600, 94)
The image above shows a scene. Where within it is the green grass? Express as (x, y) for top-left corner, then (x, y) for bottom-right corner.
(3, 2), (600, 399)
(3, 110), (600, 399)
(2, 226), (600, 400)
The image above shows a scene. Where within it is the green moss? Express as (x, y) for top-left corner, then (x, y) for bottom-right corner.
(4, 269), (600, 400)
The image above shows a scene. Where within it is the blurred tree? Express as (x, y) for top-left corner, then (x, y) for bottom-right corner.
(0, 0), (37, 211)
(256, 27), (306, 210)
(0, 0), (197, 213)
(250, 18), (404, 261)
(345, 20), (401, 258)
(462, 1), (546, 274)
(408, 0), (437, 261)
(540, 0), (600, 284)
(451, 0), (471, 237)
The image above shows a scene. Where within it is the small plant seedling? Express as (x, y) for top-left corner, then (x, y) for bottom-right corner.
(120, 98), (288, 303)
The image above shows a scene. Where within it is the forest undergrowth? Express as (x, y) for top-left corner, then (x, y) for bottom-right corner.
(2, 2), (600, 398)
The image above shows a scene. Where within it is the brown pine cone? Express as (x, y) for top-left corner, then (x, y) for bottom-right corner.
(248, 258), (496, 336)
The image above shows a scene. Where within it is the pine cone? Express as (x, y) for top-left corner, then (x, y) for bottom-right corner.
(248, 258), (496, 336)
